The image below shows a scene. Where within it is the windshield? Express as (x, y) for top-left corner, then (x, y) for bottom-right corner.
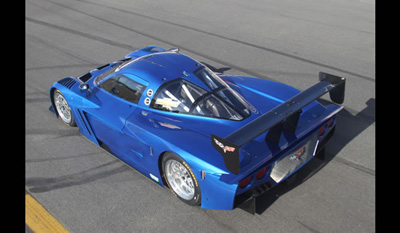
(151, 67), (250, 120)
(94, 58), (132, 85)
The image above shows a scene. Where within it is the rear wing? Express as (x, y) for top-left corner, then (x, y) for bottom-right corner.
(211, 72), (345, 174)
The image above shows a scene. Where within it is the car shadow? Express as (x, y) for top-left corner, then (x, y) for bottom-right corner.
(245, 98), (375, 214)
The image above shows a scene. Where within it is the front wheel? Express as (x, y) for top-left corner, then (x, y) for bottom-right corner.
(53, 89), (76, 127)
(162, 153), (201, 206)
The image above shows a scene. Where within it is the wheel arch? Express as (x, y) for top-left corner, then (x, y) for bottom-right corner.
(157, 151), (169, 187)
(49, 87), (59, 117)
(157, 150), (203, 189)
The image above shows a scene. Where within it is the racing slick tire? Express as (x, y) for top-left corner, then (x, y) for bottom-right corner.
(53, 89), (76, 127)
(162, 152), (201, 206)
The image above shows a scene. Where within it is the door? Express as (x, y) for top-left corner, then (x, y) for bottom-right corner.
(84, 72), (148, 153)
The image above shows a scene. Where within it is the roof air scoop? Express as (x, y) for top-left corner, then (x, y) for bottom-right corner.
(167, 48), (180, 53)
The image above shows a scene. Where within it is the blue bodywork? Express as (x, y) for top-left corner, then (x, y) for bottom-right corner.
(49, 46), (344, 211)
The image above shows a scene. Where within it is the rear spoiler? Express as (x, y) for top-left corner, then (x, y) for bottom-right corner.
(211, 72), (345, 174)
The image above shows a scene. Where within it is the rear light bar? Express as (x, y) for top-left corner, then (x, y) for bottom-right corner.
(318, 117), (335, 137)
(256, 167), (267, 180)
(239, 177), (252, 188)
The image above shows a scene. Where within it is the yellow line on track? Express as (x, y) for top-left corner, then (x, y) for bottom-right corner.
(25, 193), (69, 233)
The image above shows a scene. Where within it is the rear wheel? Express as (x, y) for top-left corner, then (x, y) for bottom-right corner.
(162, 153), (201, 206)
(53, 89), (76, 127)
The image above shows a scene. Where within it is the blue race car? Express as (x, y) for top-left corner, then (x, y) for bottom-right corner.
(49, 46), (345, 213)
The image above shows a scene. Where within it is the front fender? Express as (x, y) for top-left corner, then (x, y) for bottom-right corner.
(49, 78), (100, 146)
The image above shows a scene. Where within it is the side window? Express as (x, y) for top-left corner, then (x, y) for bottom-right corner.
(100, 73), (147, 104)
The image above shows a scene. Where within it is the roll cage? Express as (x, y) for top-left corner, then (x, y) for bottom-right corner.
(150, 67), (251, 121)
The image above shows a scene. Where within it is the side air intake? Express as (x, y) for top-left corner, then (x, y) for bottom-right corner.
(57, 77), (77, 89)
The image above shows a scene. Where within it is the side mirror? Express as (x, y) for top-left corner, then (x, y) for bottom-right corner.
(79, 83), (89, 90)
(79, 83), (91, 97)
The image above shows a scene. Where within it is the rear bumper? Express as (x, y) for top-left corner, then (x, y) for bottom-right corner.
(234, 126), (335, 214)
(234, 180), (274, 214)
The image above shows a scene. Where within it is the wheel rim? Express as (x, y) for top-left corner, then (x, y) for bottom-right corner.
(165, 160), (195, 200)
(54, 92), (72, 124)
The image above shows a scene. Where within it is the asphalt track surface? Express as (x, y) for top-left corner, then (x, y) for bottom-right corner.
(26, 0), (375, 232)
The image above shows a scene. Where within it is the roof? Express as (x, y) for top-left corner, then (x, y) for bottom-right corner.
(119, 52), (206, 89)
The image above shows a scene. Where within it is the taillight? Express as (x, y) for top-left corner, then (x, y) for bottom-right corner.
(327, 118), (334, 127)
(318, 126), (325, 136)
(239, 177), (252, 188)
(256, 167), (267, 180)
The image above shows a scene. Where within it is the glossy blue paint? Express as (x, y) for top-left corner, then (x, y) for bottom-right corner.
(49, 46), (344, 210)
